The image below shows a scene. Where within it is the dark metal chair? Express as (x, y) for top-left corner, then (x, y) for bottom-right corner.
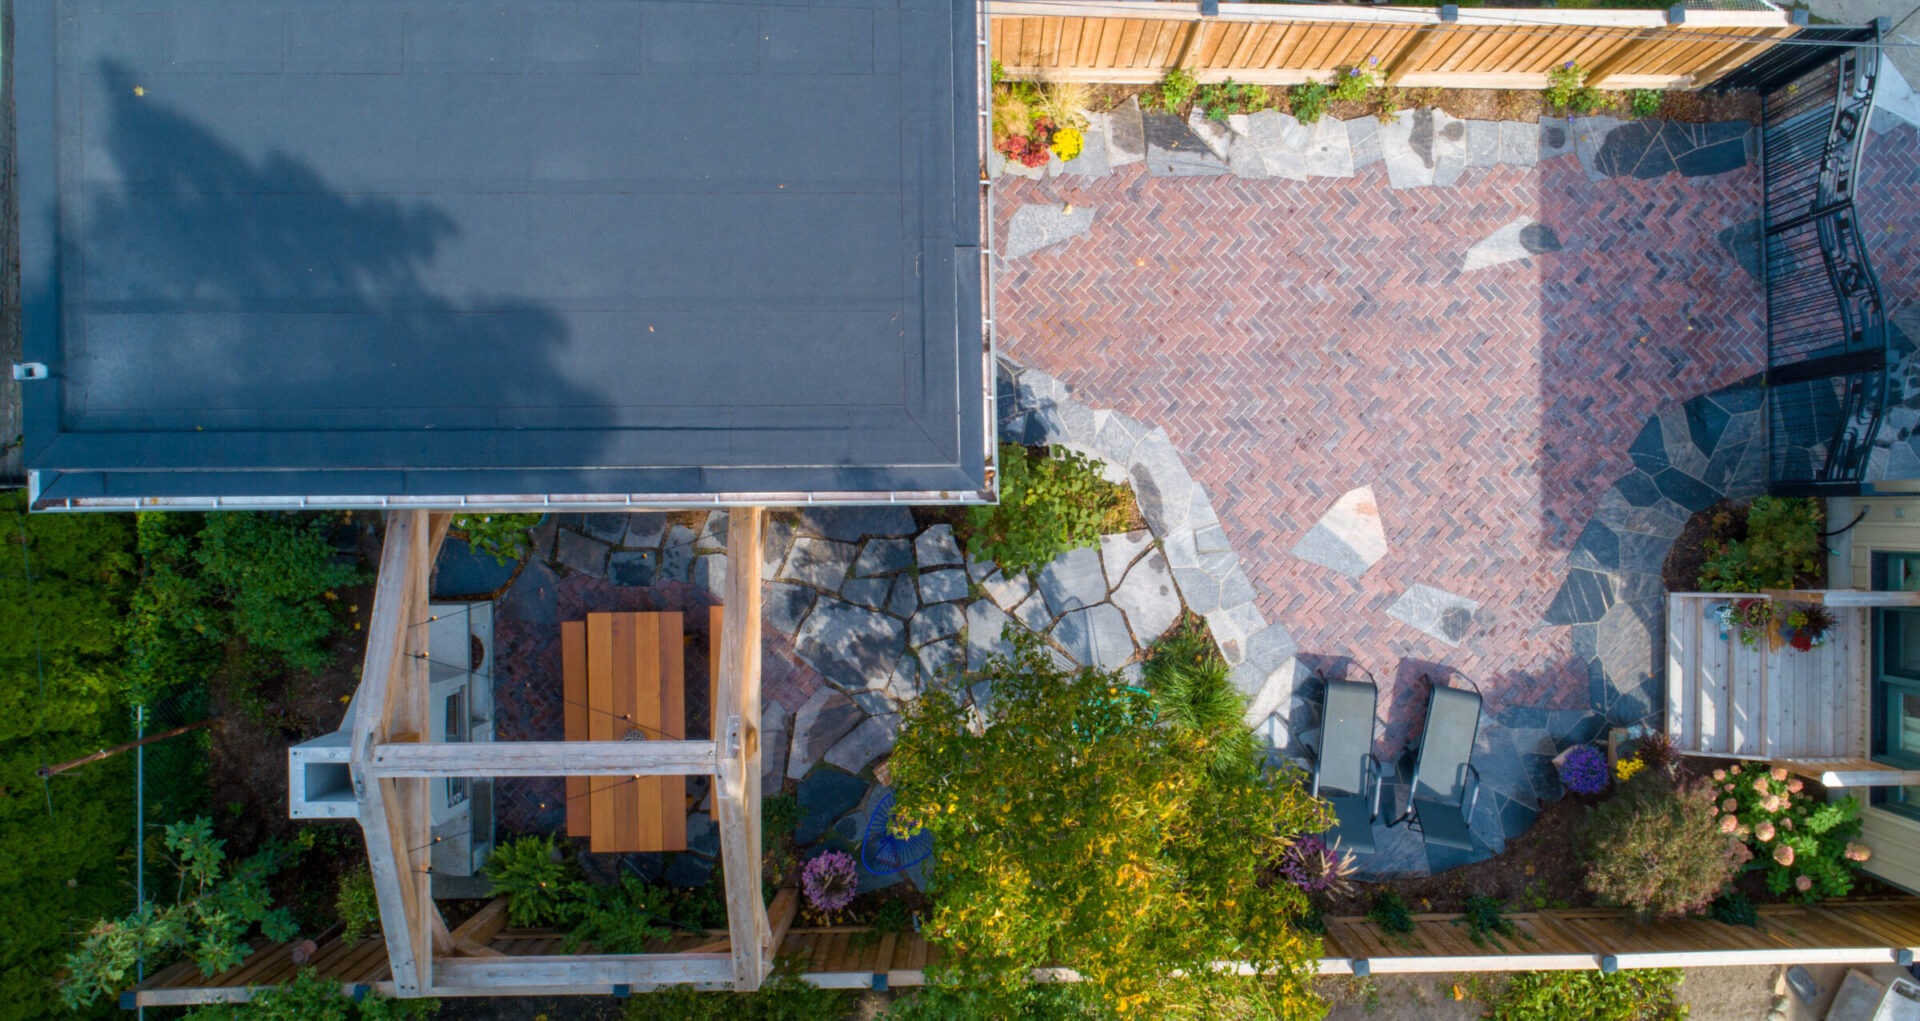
(1401, 675), (1484, 852)
(1310, 665), (1383, 855)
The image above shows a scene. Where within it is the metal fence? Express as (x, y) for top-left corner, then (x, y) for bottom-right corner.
(1716, 24), (1888, 494)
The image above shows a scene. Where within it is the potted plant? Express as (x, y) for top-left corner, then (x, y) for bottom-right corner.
(1777, 603), (1834, 652)
(1711, 598), (1775, 647)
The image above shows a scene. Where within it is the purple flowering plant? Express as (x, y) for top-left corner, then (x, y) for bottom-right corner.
(1277, 835), (1356, 896)
(1558, 744), (1609, 795)
(802, 850), (858, 915)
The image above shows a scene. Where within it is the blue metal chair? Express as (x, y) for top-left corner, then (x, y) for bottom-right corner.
(860, 790), (933, 876)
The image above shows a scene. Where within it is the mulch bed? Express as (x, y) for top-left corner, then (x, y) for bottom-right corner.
(1318, 796), (1593, 918)
(1084, 83), (1761, 124)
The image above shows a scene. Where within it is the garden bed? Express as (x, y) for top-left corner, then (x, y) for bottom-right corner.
(1076, 81), (1761, 126)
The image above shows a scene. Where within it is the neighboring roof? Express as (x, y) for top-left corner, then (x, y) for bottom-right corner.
(16, 0), (988, 509)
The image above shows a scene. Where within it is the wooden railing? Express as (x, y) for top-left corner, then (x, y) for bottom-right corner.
(989, 0), (1802, 90)
(126, 898), (1920, 1005)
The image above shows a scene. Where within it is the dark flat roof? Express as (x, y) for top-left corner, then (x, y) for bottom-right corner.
(17, 0), (987, 508)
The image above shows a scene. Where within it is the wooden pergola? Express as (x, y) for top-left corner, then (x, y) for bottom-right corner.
(349, 508), (771, 997)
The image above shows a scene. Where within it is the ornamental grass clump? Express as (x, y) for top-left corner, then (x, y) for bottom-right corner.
(1557, 744), (1608, 795)
(802, 851), (859, 915)
(1578, 772), (1749, 919)
(1710, 763), (1868, 901)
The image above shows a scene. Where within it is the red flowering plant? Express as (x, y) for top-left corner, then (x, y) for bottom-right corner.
(1708, 763), (1868, 901)
(994, 115), (1058, 168)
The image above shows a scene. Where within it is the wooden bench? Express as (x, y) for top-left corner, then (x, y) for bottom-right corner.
(561, 612), (689, 853)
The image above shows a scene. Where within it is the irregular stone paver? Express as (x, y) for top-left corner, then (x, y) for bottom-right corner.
(1054, 603), (1135, 670)
(1037, 545), (1106, 614)
(1099, 529), (1154, 585)
(824, 714), (901, 774)
(607, 549), (656, 587)
(1386, 583), (1482, 647)
(965, 599), (1016, 670)
(886, 575), (918, 618)
(796, 767), (869, 844)
(852, 538), (914, 577)
(798, 507), (915, 542)
(1106, 96), (1146, 165)
(1111, 547), (1180, 646)
(765, 582), (815, 635)
(787, 686), (865, 781)
(1003, 203), (1096, 260)
(914, 524), (964, 566)
(555, 530), (609, 577)
(693, 552), (726, 596)
(980, 568), (1035, 612)
(909, 601), (965, 648)
(917, 568), (969, 605)
(838, 577), (892, 612)
(792, 597), (907, 694)
(1462, 216), (1562, 272)
(659, 525), (696, 582)
(1144, 112), (1229, 176)
(782, 537), (856, 591)
(1290, 484), (1388, 577)
(623, 513), (667, 549)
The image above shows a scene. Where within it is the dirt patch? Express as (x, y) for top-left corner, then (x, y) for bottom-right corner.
(1663, 498), (1828, 593)
(1319, 796), (1593, 918)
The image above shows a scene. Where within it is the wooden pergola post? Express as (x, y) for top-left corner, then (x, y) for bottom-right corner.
(712, 507), (771, 989)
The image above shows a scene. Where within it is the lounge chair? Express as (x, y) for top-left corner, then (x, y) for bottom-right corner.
(1402, 676), (1484, 852)
(1311, 671), (1383, 854)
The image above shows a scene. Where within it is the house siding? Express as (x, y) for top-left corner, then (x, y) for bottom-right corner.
(1832, 494), (1920, 895)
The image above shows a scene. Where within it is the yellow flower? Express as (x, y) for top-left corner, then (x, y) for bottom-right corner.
(1050, 127), (1085, 162)
(1615, 756), (1646, 783)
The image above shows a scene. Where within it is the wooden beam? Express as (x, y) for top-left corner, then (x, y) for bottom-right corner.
(713, 507), (770, 990)
(429, 953), (736, 990)
(1763, 588), (1920, 607)
(368, 740), (719, 777)
(449, 897), (510, 949)
(349, 512), (432, 996)
(768, 888), (800, 957)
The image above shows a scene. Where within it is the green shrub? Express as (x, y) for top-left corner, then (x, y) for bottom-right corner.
(624, 973), (855, 1021)
(1484, 969), (1685, 1021)
(1290, 80), (1332, 124)
(1456, 895), (1516, 948)
(563, 876), (673, 953)
(334, 865), (381, 942)
(1328, 62), (1379, 103)
(1366, 890), (1415, 934)
(184, 967), (437, 1021)
(965, 444), (1132, 576)
(0, 492), (141, 1019)
(63, 818), (305, 1009)
(1579, 773), (1748, 918)
(1697, 496), (1823, 592)
(888, 632), (1331, 1018)
(1709, 762), (1867, 901)
(1629, 88), (1663, 118)
(1147, 67), (1200, 113)
(483, 834), (583, 927)
(1544, 62), (1606, 114)
(1197, 78), (1270, 120)
(1709, 891), (1758, 927)
(764, 792), (803, 839)
(192, 513), (364, 673)
(451, 513), (543, 565)
(1145, 621), (1257, 779)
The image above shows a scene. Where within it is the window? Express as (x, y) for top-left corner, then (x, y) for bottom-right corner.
(1871, 553), (1920, 821)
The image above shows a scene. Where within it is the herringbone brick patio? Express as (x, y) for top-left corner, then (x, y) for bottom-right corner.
(993, 140), (1782, 711)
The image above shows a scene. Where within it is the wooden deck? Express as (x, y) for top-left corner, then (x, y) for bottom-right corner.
(127, 898), (1920, 1004)
(1666, 593), (1869, 761)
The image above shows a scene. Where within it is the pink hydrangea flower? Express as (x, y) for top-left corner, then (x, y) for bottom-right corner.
(1712, 769), (1727, 781)
(1719, 815), (1739, 834)
(1795, 875), (1813, 893)
(1788, 778), (1804, 793)
(1774, 845), (1795, 867)
(1754, 821), (1775, 842)
(1782, 817), (1795, 830)
(1730, 764), (1743, 775)
(1846, 843), (1872, 863)
(1771, 766), (1789, 782)
(1721, 798), (1738, 812)
(1761, 795), (1781, 813)
(1754, 777), (1770, 793)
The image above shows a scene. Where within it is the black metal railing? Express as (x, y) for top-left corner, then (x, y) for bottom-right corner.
(1720, 24), (1888, 495)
